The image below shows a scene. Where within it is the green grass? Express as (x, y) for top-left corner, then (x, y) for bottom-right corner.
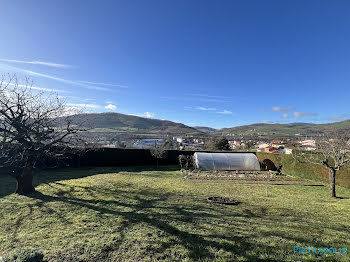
(1, 166), (350, 261)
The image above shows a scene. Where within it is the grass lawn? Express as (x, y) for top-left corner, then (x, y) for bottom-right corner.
(0, 166), (350, 261)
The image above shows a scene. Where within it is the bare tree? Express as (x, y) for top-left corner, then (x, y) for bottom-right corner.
(150, 140), (167, 168)
(293, 130), (350, 198)
(0, 75), (87, 195)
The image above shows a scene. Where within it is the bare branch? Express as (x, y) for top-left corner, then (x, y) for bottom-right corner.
(0, 74), (91, 184)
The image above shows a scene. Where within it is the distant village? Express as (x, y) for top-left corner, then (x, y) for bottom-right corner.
(98, 135), (317, 154)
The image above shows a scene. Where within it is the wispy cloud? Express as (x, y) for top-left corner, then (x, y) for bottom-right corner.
(3, 81), (70, 93)
(27, 71), (112, 91)
(272, 106), (294, 112)
(82, 98), (96, 102)
(161, 96), (228, 103)
(186, 93), (230, 103)
(196, 106), (216, 111)
(185, 93), (229, 99)
(293, 112), (318, 117)
(328, 114), (349, 122)
(66, 103), (101, 109)
(217, 110), (233, 115)
(293, 112), (307, 117)
(78, 80), (128, 88)
(58, 95), (96, 101)
(105, 104), (117, 110)
(0, 63), (112, 91)
(0, 58), (73, 68)
(197, 98), (228, 103)
(282, 113), (289, 118)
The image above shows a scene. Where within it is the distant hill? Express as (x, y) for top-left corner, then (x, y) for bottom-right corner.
(58, 113), (350, 139)
(61, 112), (202, 136)
(194, 126), (217, 133)
(215, 120), (350, 137)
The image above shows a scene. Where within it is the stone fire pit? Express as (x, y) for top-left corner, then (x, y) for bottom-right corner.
(207, 196), (240, 205)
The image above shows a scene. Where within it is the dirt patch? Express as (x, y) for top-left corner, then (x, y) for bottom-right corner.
(207, 196), (240, 205)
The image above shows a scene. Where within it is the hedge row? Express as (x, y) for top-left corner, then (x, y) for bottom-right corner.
(73, 148), (195, 166)
(2, 148), (349, 189)
(256, 152), (350, 189)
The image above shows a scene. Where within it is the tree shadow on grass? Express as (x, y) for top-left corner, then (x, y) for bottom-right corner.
(3, 167), (348, 261)
(26, 185), (285, 262)
(0, 165), (179, 198)
(5, 178), (346, 261)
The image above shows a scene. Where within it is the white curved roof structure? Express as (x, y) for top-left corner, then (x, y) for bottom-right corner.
(193, 152), (260, 171)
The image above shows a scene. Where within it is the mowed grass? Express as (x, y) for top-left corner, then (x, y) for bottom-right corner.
(0, 166), (350, 261)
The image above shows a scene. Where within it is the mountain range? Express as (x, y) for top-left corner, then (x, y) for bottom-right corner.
(63, 112), (350, 138)
(214, 120), (350, 137)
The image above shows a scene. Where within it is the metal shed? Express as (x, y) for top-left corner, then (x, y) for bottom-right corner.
(193, 152), (260, 171)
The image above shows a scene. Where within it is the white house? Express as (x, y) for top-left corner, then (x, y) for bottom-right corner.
(257, 143), (269, 149)
(173, 137), (184, 143)
(299, 139), (316, 147)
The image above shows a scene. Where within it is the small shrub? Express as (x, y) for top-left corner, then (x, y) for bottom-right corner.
(179, 155), (195, 170)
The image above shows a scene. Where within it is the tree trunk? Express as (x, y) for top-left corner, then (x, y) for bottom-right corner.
(15, 166), (35, 195)
(328, 168), (336, 198)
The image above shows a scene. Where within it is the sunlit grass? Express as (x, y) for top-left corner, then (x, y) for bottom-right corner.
(0, 166), (350, 261)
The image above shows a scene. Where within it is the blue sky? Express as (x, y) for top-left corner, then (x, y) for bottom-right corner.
(0, 0), (349, 129)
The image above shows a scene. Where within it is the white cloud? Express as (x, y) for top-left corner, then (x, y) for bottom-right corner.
(130, 112), (155, 118)
(196, 106), (216, 111)
(144, 112), (155, 118)
(260, 120), (274, 124)
(0, 58), (73, 68)
(78, 80), (128, 88)
(282, 113), (289, 118)
(272, 106), (294, 112)
(66, 103), (101, 109)
(105, 104), (117, 110)
(217, 110), (233, 114)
